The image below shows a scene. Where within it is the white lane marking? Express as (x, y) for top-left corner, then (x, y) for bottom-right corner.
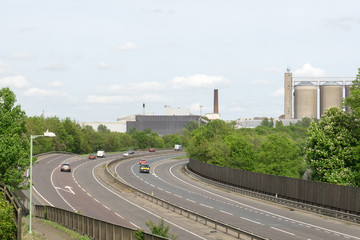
(169, 162), (360, 240)
(271, 227), (295, 236)
(91, 161), (207, 240)
(174, 194), (183, 198)
(103, 205), (111, 210)
(54, 186), (75, 195)
(50, 167), (77, 212)
(186, 199), (196, 203)
(33, 187), (54, 207)
(200, 203), (213, 209)
(130, 222), (141, 230)
(240, 217), (263, 225)
(220, 210), (233, 216)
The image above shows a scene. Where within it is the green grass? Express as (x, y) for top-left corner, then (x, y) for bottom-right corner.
(21, 217), (91, 240)
(172, 155), (188, 159)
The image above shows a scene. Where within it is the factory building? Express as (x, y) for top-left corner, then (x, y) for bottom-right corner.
(284, 72), (354, 119)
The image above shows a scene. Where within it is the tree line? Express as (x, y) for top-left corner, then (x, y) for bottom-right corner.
(2, 67), (360, 191)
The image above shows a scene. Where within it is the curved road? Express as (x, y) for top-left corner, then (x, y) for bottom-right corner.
(29, 152), (360, 240)
(115, 154), (360, 240)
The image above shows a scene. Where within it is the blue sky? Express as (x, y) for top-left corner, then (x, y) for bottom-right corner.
(1, 0), (359, 122)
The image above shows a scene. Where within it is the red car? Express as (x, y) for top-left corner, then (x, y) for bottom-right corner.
(88, 154), (96, 159)
(139, 159), (147, 165)
(149, 148), (155, 152)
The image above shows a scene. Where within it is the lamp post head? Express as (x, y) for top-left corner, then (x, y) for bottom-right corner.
(44, 130), (56, 137)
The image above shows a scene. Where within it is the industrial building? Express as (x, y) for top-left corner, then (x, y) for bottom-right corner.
(81, 89), (221, 134)
(284, 72), (354, 119)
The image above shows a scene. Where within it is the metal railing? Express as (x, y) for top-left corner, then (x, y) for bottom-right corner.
(34, 205), (169, 240)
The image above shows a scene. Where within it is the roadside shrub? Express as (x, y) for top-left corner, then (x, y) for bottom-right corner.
(0, 194), (16, 240)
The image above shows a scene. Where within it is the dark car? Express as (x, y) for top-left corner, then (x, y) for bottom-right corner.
(139, 164), (150, 173)
(60, 163), (71, 172)
(89, 154), (96, 159)
(149, 148), (155, 152)
(128, 149), (135, 154)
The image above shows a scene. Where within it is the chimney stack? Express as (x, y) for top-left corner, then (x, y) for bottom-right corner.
(214, 89), (219, 114)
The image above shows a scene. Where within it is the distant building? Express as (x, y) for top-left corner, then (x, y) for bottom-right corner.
(126, 115), (200, 135)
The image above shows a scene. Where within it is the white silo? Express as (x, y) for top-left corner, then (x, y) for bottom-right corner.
(294, 82), (317, 119)
(320, 81), (343, 117)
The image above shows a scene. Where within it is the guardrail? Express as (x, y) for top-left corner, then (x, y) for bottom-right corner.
(187, 158), (360, 224)
(0, 183), (22, 240)
(34, 205), (169, 240)
(103, 155), (268, 240)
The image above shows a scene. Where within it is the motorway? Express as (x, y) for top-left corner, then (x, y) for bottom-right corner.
(30, 152), (360, 240)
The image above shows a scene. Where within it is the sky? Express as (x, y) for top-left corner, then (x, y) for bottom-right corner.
(1, 0), (360, 122)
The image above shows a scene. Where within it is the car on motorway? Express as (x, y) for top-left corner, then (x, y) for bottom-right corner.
(123, 152), (129, 157)
(139, 159), (147, 165)
(149, 148), (155, 152)
(139, 164), (150, 173)
(128, 149), (135, 154)
(88, 154), (96, 159)
(97, 150), (105, 158)
(60, 163), (71, 172)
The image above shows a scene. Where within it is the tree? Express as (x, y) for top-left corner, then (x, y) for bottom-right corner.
(0, 88), (29, 189)
(256, 134), (305, 178)
(145, 218), (177, 239)
(344, 68), (360, 116)
(306, 107), (360, 186)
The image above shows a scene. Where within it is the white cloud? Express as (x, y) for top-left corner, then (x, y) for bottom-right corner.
(23, 88), (55, 97)
(40, 63), (67, 71)
(9, 52), (30, 60)
(98, 62), (110, 69)
(116, 42), (137, 51)
(0, 62), (11, 74)
(270, 88), (284, 97)
(0, 75), (29, 88)
(50, 81), (64, 87)
(293, 63), (325, 77)
(171, 74), (230, 89)
(326, 16), (360, 29)
(250, 79), (273, 85)
(23, 88), (77, 103)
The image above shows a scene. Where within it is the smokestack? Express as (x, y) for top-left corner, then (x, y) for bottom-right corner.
(214, 89), (219, 113)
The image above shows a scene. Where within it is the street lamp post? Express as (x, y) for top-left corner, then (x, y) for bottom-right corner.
(29, 130), (56, 234)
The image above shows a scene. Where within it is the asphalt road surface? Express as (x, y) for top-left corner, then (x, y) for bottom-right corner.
(29, 152), (360, 240)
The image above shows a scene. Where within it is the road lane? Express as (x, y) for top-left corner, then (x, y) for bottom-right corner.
(114, 155), (360, 240)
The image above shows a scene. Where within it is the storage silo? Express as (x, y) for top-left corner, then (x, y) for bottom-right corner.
(294, 82), (317, 119)
(345, 84), (352, 113)
(320, 81), (343, 117)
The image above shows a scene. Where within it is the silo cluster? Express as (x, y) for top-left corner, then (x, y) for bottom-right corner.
(284, 73), (353, 119)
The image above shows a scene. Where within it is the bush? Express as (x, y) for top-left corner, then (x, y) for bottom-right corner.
(0, 194), (17, 240)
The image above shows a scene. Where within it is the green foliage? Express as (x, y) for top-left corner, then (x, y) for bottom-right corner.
(0, 193), (16, 240)
(187, 119), (309, 178)
(344, 68), (360, 117)
(256, 134), (305, 177)
(134, 229), (144, 240)
(306, 107), (360, 186)
(0, 87), (29, 189)
(145, 218), (177, 239)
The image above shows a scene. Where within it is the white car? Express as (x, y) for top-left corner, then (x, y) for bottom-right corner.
(97, 150), (105, 158)
(123, 152), (129, 157)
